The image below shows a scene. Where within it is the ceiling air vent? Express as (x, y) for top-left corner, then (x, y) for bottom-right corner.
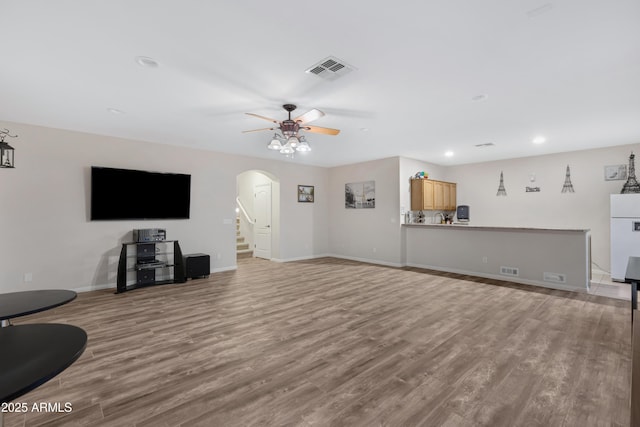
(305, 56), (355, 81)
(475, 143), (495, 147)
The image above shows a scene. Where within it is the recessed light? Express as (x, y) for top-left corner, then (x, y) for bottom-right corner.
(135, 56), (159, 68)
(445, 151), (454, 157)
(532, 136), (546, 144)
(107, 108), (124, 114)
(471, 94), (488, 102)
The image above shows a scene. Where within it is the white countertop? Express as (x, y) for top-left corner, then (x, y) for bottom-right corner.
(402, 223), (590, 233)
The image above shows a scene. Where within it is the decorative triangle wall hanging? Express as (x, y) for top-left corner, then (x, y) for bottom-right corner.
(561, 165), (575, 193)
(621, 152), (640, 194)
(496, 171), (507, 196)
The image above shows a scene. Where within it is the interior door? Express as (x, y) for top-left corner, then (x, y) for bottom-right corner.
(253, 183), (272, 259)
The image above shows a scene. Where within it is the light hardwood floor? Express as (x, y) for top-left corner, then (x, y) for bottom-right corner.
(4, 257), (631, 426)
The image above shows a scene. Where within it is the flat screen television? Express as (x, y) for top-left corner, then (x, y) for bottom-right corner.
(91, 166), (191, 220)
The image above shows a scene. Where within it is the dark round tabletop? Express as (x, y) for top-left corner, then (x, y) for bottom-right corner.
(0, 323), (87, 403)
(0, 290), (77, 320)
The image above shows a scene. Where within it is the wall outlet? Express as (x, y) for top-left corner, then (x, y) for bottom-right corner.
(482, 256), (488, 264)
(24, 272), (33, 282)
(373, 247), (377, 253)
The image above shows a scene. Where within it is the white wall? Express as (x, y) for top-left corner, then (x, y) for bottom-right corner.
(0, 121), (330, 292)
(446, 143), (640, 272)
(328, 157), (403, 266)
(399, 156), (448, 215)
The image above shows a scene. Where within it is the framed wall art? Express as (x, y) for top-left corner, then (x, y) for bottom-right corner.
(604, 164), (627, 181)
(345, 181), (375, 209)
(298, 185), (314, 203)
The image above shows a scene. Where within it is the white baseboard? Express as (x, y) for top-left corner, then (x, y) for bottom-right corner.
(73, 265), (238, 293)
(271, 253), (403, 268)
(405, 262), (589, 293)
(271, 254), (333, 263)
(326, 254), (404, 268)
(73, 283), (115, 293)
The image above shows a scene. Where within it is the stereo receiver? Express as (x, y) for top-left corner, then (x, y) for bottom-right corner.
(133, 228), (166, 242)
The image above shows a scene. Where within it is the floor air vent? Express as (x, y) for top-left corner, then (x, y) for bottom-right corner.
(305, 56), (355, 81)
(500, 266), (519, 277)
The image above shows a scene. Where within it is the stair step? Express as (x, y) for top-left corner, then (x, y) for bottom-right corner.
(237, 243), (250, 250)
(237, 236), (245, 243)
(237, 250), (253, 259)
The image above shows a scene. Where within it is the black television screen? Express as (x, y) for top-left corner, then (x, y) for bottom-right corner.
(91, 166), (191, 220)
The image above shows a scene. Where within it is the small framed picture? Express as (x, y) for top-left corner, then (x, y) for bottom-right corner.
(604, 165), (627, 181)
(298, 185), (314, 203)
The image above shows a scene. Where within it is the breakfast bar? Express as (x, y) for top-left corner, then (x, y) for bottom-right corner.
(403, 224), (591, 292)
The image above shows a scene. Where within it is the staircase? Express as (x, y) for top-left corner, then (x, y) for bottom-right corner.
(236, 217), (253, 259)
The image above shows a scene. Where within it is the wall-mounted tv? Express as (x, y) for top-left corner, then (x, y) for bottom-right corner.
(91, 166), (191, 220)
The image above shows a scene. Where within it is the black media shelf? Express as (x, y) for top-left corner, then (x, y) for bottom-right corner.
(116, 240), (185, 294)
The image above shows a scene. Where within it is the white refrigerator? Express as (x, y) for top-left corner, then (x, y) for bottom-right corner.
(610, 194), (640, 281)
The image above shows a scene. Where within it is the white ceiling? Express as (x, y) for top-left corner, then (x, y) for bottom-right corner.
(1, 1), (639, 167)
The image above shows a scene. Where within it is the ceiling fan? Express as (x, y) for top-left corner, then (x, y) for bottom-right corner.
(242, 104), (340, 155)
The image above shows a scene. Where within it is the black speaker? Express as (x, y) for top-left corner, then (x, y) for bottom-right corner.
(184, 253), (210, 279)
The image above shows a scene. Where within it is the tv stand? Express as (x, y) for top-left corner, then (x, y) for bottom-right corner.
(116, 240), (186, 293)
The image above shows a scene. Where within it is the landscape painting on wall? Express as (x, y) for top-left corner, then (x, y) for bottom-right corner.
(345, 181), (375, 209)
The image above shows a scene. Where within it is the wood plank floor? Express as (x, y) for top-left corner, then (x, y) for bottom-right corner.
(3, 257), (631, 426)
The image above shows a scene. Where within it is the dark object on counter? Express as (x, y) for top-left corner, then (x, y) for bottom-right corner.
(457, 205), (470, 222)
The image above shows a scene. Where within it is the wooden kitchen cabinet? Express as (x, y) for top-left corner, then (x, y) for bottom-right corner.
(411, 179), (456, 211)
(448, 183), (457, 210)
(411, 179), (434, 210)
(434, 181), (446, 210)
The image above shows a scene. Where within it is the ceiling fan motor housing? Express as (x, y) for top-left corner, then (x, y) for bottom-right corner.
(281, 120), (299, 137)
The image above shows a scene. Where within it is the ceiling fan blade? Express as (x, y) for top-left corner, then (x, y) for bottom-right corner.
(241, 127), (276, 133)
(302, 125), (340, 136)
(294, 108), (325, 124)
(245, 113), (280, 124)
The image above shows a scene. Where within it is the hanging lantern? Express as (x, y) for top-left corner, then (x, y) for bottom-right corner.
(0, 129), (17, 169)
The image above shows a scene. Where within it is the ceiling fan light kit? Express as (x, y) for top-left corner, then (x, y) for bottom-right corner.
(244, 104), (339, 158)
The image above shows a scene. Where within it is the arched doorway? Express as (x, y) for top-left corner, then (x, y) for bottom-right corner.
(236, 170), (280, 261)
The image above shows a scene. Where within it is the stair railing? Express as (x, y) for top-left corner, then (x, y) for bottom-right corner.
(236, 196), (254, 225)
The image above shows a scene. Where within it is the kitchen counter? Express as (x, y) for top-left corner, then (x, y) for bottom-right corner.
(403, 224), (591, 292)
(403, 223), (589, 233)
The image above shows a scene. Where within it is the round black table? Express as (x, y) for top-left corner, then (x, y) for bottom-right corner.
(0, 290), (77, 327)
(0, 324), (87, 403)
